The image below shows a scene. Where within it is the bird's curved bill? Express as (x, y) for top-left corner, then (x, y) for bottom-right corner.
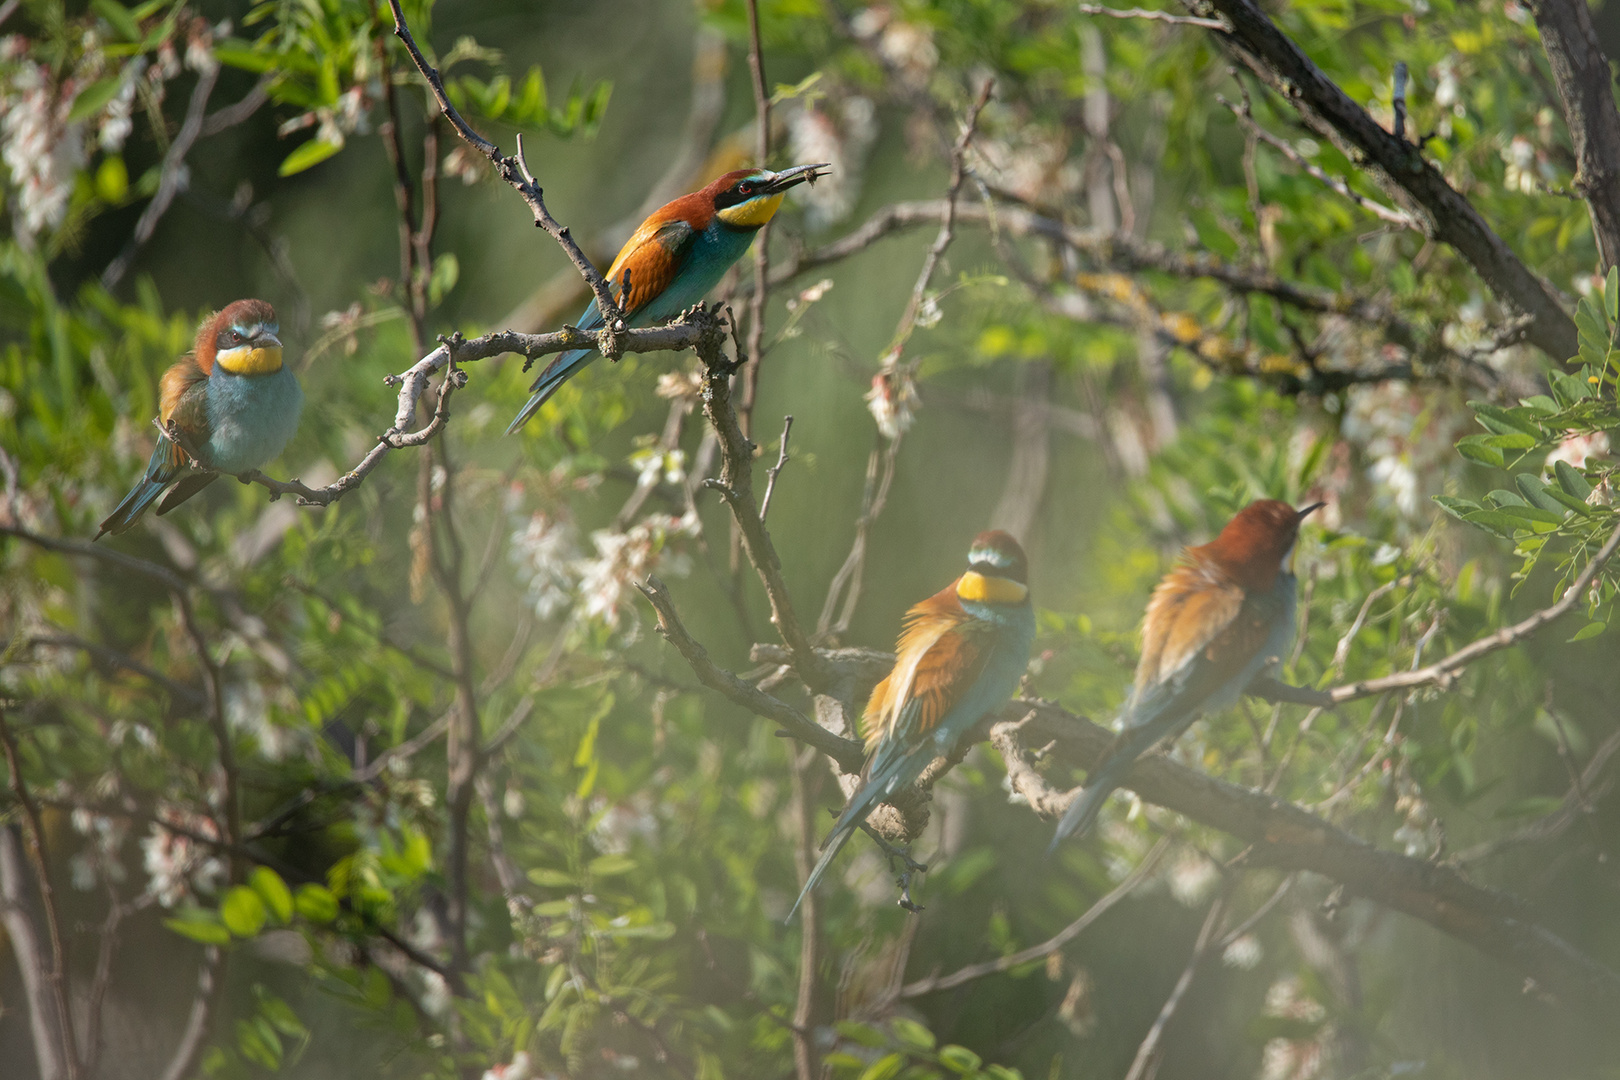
(1297, 501), (1326, 519)
(763, 163), (832, 193)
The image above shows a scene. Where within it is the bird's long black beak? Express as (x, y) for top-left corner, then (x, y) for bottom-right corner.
(253, 331), (283, 349)
(1297, 501), (1326, 519)
(763, 163), (831, 194)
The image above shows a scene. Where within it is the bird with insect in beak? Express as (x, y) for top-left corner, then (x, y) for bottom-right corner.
(788, 531), (1036, 920)
(97, 299), (302, 538)
(1050, 499), (1323, 849)
(506, 163), (830, 434)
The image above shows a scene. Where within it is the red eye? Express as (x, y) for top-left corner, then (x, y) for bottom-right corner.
(229, 331), (243, 344)
(738, 183), (753, 197)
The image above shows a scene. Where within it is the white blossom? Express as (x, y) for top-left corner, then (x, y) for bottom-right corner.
(865, 362), (919, 440)
(510, 510), (581, 620)
(1, 61), (86, 236)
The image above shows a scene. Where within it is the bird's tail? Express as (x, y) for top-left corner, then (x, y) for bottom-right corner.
(96, 435), (189, 538)
(1048, 716), (1185, 853)
(505, 347), (597, 435)
(785, 743), (926, 922)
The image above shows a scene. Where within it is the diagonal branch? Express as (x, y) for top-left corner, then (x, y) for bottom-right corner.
(637, 576), (863, 771)
(900, 836), (1170, 997)
(1189, 0), (1578, 361)
(994, 704), (1620, 1006)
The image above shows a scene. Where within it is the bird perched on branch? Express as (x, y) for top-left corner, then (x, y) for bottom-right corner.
(1050, 499), (1322, 849)
(505, 163), (829, 434)
(789, 531), (1036, 920)
(97, 299), (302, 537)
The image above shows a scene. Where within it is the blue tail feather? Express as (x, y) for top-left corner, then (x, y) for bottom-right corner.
(505, 347), (597, 435)
(786, 744), (928, 922)
(96, 436), (186, 538)
(1048, 711), (1194, 853)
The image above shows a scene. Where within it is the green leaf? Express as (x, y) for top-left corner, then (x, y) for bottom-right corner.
(527, 866), (577, 888)
(214, 44), (280, 74)
(1514, 474), (1567, 515)
(1555, 460), (1594, 499)
(221, 885), (268, 937)
(835, 1021), (889, 1049)
(294, 883), (339, 924)
(428, 252), (459, 304)
(940, 1046), (984, 1074)
(1455, 435), (1504, 468)
(94, 156), (129, 203)
(1607, 265), (1618, 324)
(68, 76), (126, 123)
(1469, 401), (1542, 437)
(1494, 501), (1565, 526)
(91, 0), (142, 40)
(588, 853), (636, 877)
(278, 137), (343, 177)
(1462, 509), (1527, 537)
(164, 909), (232, 945)
(858, 1053), (905, 1080)
(250, 866), (294, 924)
(1433, 495), (1479, 521)
(891, 1017), (936, 1053)
(1568, 621), (1606, 642)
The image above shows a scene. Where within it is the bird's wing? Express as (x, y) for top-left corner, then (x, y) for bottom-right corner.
(862, 584), (992, 751)
(601, 217), (698, 323)
(1129, 558), (1285, 729)
(159, 357), (210, 434)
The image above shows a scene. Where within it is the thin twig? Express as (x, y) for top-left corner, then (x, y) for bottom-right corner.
(636, 576), (864, 771)
(155, 947), (222, 1080)
(900, 837), (1170, 997)
(1122, 893), (1226, 1080)
(1079, 3), (1227, 28)
(759, 414), (794, 523)
(384, 0), (622, 334)
(103, 63), (220, 289)
(1318, 518), (1620, 705)
(1219, 94), (1416, 228)
(739, 0), (773, 439)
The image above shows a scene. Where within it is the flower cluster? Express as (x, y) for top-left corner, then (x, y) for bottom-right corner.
(140, 804), (226, 908)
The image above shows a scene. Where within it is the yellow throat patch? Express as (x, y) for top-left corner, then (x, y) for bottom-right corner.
(716, 191), (786, 229)
(956, 571), (1028, 605)
(215, 345), (284, 376)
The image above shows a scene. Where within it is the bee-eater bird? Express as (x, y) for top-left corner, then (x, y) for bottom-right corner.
(97, 299), (302, 538)
(1050, 500), (1322, 849)
(505, 163), (829, 435)
(789, 531), (1036, 920)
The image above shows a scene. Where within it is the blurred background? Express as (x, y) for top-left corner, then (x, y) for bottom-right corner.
(1, 0), (1618, 1077)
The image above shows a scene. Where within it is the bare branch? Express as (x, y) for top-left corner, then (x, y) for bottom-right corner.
(1078, 3), (1226, 28)
(688, 314), (833, 688)
(636, 576), (864, 772)
(995, 703), (1620, 1005)
(760, 414), (794, 523)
